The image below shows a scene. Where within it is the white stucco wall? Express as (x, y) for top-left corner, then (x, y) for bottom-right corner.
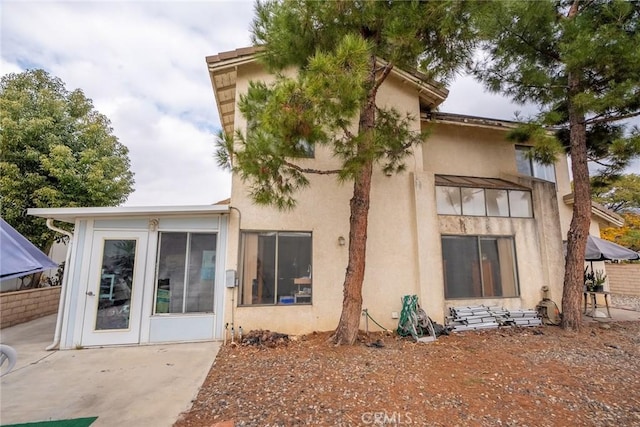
(226, 64), (426, 333)
(223, 63), (571, 334)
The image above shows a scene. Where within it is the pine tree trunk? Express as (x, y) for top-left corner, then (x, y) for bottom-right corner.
(332, 64), (378, 345)
(561, 71), (590, 331)
(331, 160), (373, 345)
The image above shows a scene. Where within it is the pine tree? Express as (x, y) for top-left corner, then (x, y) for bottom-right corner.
(217, 0), (475, 344)
(472, 0), (640, 330)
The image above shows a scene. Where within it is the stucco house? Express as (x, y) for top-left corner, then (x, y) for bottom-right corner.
(24, 47), (623, 350)
(206, 47), (623, 336)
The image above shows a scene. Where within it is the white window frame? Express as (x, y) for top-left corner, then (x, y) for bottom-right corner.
(153, 231), (218, 315)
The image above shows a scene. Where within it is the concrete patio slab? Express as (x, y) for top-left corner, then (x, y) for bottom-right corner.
(0, 315), (219, 426)
(584, 306), (640, 323)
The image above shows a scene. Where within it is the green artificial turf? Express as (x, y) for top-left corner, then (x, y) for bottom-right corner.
(2, 417), (97, 427)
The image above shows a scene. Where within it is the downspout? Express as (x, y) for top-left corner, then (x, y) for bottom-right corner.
(45, 219), (73, 351)
(229, 206), (242, 340)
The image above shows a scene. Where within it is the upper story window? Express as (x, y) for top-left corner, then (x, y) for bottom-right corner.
(435, 175), (533, 218)
(515, 145), (556, 183)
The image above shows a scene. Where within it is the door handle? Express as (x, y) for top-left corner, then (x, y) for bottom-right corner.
(86, 291), (95, 296)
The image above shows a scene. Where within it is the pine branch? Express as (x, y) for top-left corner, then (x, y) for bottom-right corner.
(339, 123), (355, 140)
(373, 62), (394, 93)
(588, 157), (611, 167)
(495, 14), (561, 63)
(384, 141), (413, 157)
(485, 66), (566, 92)
(283, 160), (341, 175)
(568, 0), (580, 19)
(586, 111), (640, 126)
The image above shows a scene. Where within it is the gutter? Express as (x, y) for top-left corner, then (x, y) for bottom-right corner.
(44, 219), (73, 351)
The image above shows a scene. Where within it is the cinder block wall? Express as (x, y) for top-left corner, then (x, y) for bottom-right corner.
(0, 287), (61, 329)
(607, 264), (640, 297)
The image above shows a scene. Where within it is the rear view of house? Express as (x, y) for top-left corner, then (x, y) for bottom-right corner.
(23, 46), (624, 350)
(207, 47), (622, 335)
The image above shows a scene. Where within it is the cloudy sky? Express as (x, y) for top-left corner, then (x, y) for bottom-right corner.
(2, 1), (637, 207)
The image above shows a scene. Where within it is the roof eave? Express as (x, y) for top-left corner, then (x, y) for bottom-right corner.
(206, 47), (450, 135)
(423, 112), (522, 131)
(28, 205), (230, 224)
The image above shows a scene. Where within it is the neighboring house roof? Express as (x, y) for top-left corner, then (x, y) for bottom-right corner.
(562, 194), (624, 228)
(206, 46), (449, 136)
(28, 205), (229, 224)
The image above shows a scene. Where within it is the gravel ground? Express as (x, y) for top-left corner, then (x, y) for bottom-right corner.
(175, 321), (640, 427)
(611, 294), (640, 312)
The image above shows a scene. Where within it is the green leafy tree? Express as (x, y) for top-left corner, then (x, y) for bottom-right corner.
(217, 0), (475, 344)
(592, 173), (640, 213)
(600, 212), (640, 252)
(1, 69), (135, 253)
(472, 0), (640, 329)
(593, 174), (640, 252)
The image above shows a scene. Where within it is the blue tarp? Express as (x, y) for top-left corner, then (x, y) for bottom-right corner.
(0, 218), (59, 281)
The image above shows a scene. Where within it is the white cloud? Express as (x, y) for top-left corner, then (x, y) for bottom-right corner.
(1, 0), (252, 206)
(0, 58), (23, 75)
(440, 74), (538, 121)
(1, 0), (638, 208)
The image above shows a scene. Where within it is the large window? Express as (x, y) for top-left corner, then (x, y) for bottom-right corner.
(442, 235), (519, 299)
(240, 231), (312, 305)
(436, 186), (532, 218)
(154, 232), (217, 314)
(516, 145), (556, 182)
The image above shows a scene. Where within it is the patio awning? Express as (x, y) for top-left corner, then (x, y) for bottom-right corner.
(0, 218), (59, 281)
(585, 235), (640, 261)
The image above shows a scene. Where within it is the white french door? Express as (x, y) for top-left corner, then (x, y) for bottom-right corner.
(81, 231), (148, 346)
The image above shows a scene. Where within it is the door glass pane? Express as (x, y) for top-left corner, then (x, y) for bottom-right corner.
(496, 237), (519, 297)
(436, 186), (462, 215)
(96, 239), (136, 330)
(155, 232), (187, 313)
(240, 233), (259, 305)
(442, 236), (481, 299)
(186, 234), (217, 312)
(480, 238), (501, 297)
(253, 233), (276, 304)
(485, 189), (509, 217)
(277, 232), (312, 304)
(461, 188), (486, 216)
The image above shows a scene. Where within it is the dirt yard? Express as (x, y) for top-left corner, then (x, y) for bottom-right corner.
(175, 321), (640, 427)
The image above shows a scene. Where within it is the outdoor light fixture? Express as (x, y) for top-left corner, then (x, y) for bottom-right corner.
(338, 236), (346, 246)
